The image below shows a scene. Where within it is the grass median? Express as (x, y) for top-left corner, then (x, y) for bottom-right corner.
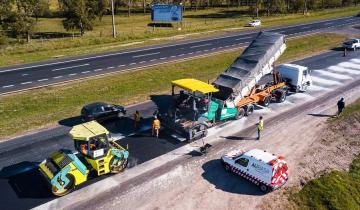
(0, 33), (348, 140)
(0, 5), (359, 66)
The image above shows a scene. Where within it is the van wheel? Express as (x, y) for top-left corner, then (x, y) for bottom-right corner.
(261, 96), (271, 107)
(276, 91), (286, 103)
(245, 104), (254, 116)
(259, 184), (268, 192)
(236, 108), (245, 120)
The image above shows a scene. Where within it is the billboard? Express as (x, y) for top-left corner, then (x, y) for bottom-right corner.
(151, 4), (183, 22)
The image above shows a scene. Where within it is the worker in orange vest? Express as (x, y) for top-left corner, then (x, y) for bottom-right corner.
(134, 110), (141, 130)
(152, 116), (161, 138)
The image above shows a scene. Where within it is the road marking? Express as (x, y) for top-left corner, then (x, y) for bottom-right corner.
(338, 61), (360, 69)
(107, 66), (115, 69)
(2, 85), (14, 88)
(68, 73), (77, 76)
(38, 78), (49, 81)
(53, 76), (63, 79)
(188, 52), (194, 55)
(118, 65), (125, 67)
(130, 63), (137, 65)
(178, 54), (185, 56)
(190, 43), (212, 48)
(150, 59), (157, 62)
(94, 69), (103, 72)
(160, 57), (167, 60)
(139, 61), (146, 64)
(51, 63), (90, 72)
(170, 55), (177, 58)
(81, 71), (90, 74)
(22, 73), (28, 76)
(132, 52), (160, 58)
(328, 66), (360, 75)
(196, 50), (202, 53)
(21, 81), (32, 85)
(313, 70), (352, 80)
(312, 77), (342, 86)
(235, 36), (253, 40)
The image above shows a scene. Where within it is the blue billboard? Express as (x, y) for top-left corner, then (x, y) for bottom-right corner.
(151, 4), (183, 22)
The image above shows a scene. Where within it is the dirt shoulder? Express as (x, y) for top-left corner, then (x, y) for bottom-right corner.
(61, 73), (360, 210)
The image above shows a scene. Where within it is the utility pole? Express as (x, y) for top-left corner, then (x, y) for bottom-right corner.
(111, 0), (116, 38)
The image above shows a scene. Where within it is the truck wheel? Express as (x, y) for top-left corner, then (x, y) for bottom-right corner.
(261, 96), (271, 107)
(236, 108), (245, 120)
(276, 91), (286, 103)
(259, 184), (269, 193)
(51, 174), (75, 197)
(109, 157), (128, 173)
(245, 104), (254, 116)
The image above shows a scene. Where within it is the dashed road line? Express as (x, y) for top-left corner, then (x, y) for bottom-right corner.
(150, 59), (157, 62)
(81, 71), (90, 74)
(139, 61), (146, 64)
(190, 43), (212, 48)
(130, 63), (137, 65)
(118, 65), (126, 67)
(235, 36), (253, 40)
(2, 85), (14, 88)
(21, 81), (32, 85)
(107, 66), (115, 69)
(22, 74), (29, 76)
(52, 63), (90, 72)
(178, 54), (185, 56)
(94, 69), (103, 72)
(132, 52), (160, 58)
(188, 52), (194, 55)
(38, 78), (49, 82)
(170, 55), (177, 58)
(160, 57), (167, 60)
(53, 76), (63, 79)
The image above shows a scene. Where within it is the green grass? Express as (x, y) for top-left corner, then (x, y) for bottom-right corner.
(0, 5), (359, 66)
(0, 33), (348, 139)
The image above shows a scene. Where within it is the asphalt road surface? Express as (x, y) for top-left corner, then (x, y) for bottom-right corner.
(0, 16), (359, 94)
(0, 49), (359, 210)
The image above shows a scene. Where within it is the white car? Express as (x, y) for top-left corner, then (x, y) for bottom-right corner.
(248, 20), (261, 27)
(221, 149), (289, 192)
(343, 39), (360, 51)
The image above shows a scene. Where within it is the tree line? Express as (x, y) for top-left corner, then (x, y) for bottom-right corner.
(0, 0), (359, 43)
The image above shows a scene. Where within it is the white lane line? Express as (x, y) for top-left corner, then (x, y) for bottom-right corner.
(132, 52), (160, 58)
(118, 65), (125, 67)
(52, 63), (90, 72)
(150, 59), (157, 62)
(53, 76), (63, 79)
(68, 73), (77, 76)
(107, 66), (115, 69)
(160, 57), (167, 60)
(2, 85), (14, 88)
(188, 52), (194, 55)
(21, 81), (32, 85)
(130, 63), (137, 65)
(170, 55), (177, 58)
(190, 43), (212, 48)
(196, 51), (202, 53)
(178, 54), (185, 56)
(204, 49), (209, 52)
(22, 74), (28, 76)
(235, 36), (253, 40)
(38, 78), (49, 82)
(81, 71), (90, 74)
(94, 69), (103, 72)
(139, 61), (146, 64)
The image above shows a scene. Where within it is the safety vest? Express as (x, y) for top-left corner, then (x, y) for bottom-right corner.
(153, 119), (161, 129)
(258, 120), (264, 131)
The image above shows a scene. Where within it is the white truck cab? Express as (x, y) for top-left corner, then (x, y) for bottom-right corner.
(278, 64), (312, 92)
(221, 149), (288, 192)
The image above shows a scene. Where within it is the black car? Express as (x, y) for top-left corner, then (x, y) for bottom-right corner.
(81, 102), (126, 122)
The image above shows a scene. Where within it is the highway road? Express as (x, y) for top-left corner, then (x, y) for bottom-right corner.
(0, 16), (359, 94)
(0, 49), (359, 210)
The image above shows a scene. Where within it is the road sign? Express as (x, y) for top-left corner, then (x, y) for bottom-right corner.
(151, 4), (183, 22)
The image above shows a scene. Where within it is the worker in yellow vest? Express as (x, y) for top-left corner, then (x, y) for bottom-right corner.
(134, 110), (141, 130)
(152, 116), (161, 138)
(257, 116), (264, 140)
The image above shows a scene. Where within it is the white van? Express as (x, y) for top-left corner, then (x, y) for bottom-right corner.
(278, 64), (312, 92)
(221, 149), (289, 192)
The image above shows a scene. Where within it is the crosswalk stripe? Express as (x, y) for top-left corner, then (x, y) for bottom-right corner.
(327, 66), (360, 75)
(337, 61), (360, 69)
(313, 70), (352, 80)
(311, 77), (342, 86)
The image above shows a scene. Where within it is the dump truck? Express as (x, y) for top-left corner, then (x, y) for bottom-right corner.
(39, 121), (129, 196)
(160, 32), (311, 141)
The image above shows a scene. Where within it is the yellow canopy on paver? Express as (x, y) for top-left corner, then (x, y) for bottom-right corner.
(171, 78), (219, 94)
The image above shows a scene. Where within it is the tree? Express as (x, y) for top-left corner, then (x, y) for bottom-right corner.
(0, 0), (14, 24)
(58, 0), (97, 36)
(96, 0), (109, 21)
(34, 0), (50, 20)
(2, 0), (38, 43)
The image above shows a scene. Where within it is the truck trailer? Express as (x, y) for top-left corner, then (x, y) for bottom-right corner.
(160, 32), (312, 141)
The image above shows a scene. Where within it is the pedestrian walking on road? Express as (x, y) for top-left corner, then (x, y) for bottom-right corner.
(134, 110), (141, 130)
(337, 98), (345, 117)
(257, 116), (264, 140)
(152, 116), (161, 138)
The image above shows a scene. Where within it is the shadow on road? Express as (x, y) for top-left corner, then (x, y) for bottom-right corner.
(58, 115), (83, 127)
(202, 159), (265, 196)
(0, 161), (51, 199)
(221, 136), (257, 141)
(308, 113), (335, 118)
